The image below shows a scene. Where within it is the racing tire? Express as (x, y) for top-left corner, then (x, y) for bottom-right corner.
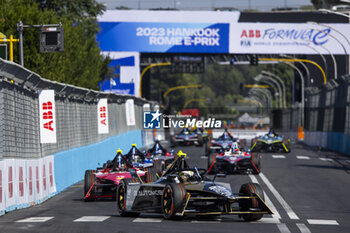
(239, 183), (265, 221)
(144, 167), (157, 183)
(250, 154), (261, 174)
(161, 183), (186, 220)
(117, 179), (140, 217)
(207, 153), (217, 175)
(154, 160), (165, 177)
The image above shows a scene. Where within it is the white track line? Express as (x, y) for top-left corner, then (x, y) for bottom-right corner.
(253, 218), (281, 224)
(307, 219), (339, 225)
(73, 216), (110, 222)
(296, 156), (310, 160)
(296, 223), (312, 233)
(272, 155), (286, 159)
(259, 173), (299, 220)
(16, 217), (54, 223)
(191, 220), (221, 223)
(133, 218), (163, 223)
(277, 223), (292, 233)
(319, 158), (334, 162)
(248, 175), (281, 219)
(200, 156), (207, 159)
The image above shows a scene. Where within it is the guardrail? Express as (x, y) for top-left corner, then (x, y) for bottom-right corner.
(0, 58), (156, 215)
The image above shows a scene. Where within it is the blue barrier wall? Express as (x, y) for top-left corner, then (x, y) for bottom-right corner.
(304, 131), (350, 156)
(54, 130), (143, 193)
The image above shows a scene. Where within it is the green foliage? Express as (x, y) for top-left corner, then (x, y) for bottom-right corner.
(311, 0), (342, 8)
(0, 0), (110, 90)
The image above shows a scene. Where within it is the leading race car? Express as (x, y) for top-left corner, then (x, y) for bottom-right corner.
(116, 151), (273, 221)
(250, 128), (291, 153)
(84, 149), (156, 201)
(205, 129), (241, 156)
(170, 127), (203, 147)
(207, 142), (261, 175)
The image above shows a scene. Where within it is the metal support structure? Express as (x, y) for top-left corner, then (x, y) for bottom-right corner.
(17, 21), (62, 67)
(0, 35), (19, 62)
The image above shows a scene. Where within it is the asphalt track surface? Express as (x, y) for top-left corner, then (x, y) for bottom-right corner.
(1, 142), (350, 233)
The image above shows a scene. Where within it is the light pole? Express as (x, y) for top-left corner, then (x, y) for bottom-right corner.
(282, 61), (305, 126)
(139, 62), (171, 97)
(255, 74), (283, 108)
(182, 98), (208, 111)
(261, 71), (287, 108)
(259, 58), (327, 84)
(249, 88), (273, 110)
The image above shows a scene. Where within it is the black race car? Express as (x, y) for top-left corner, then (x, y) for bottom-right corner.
(251, 128), (291, 153)
(116, 152), (273, 221)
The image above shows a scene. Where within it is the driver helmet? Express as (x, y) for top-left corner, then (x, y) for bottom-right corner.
(179, 170), (194, 182)
(231, 142), (239, 153)
(134, 155), (142, 163)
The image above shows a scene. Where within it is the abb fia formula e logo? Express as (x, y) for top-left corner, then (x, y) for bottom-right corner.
(240, 29), (261, 47)
(39, 90), (57, 143)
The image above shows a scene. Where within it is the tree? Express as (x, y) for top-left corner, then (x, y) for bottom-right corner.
(0, 0), (111, 90)
(311, 0), (342, 8)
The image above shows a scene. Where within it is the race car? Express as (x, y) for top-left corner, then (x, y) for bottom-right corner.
(207, 142), (261, 175)
(84, 149), (156, 201)
(205, 129), (240, 156)
(116, 151), (273, 221)
(125, 144), (154, 168)
(170, 127), (203, 147)
(250, 128), (291, 153)
(146, 140), (176, 176)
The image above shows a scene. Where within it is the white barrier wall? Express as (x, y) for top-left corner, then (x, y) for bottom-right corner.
(0, 156), (56, 215)
(0, 161), (4, 215)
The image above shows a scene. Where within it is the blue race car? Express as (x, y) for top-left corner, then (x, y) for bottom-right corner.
(170, 127), (203, 147)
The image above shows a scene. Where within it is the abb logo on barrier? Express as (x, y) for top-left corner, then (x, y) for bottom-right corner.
(39, 90), (57, 143)
(42, 101), (54, 131)
(97, 99), (109, 134)
(99, 106), (107, 126)
(241, 30), (261, 38)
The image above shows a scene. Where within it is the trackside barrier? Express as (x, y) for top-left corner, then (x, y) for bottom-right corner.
(54, 130), (143, 193)
(303, 131), (350, 156)
(0, 161), (4, 215)
(0, 156), (56, 215)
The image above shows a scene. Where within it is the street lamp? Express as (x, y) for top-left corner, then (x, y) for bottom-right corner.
(255, 74), (283, 108)
(182, 98), (208, 111)
(261, 71), (287, 108)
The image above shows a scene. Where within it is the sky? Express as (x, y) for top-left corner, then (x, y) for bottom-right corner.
(97, 0), (313, 11)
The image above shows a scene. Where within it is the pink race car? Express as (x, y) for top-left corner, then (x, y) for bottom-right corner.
(84, 149), (156, 201)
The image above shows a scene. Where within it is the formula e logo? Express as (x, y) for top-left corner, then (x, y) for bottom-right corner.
(143, 110), (161, 129)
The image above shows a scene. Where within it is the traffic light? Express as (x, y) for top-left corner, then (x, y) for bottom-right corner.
(250, 54), (258, 66)
(40, 26), (64, 52)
